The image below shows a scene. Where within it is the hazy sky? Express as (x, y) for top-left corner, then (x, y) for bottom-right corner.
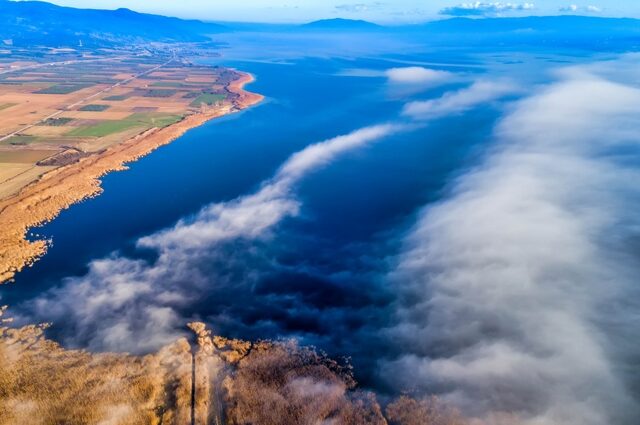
(39, 1), (638, 23)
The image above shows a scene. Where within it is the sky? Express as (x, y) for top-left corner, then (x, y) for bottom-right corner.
(36, 1), (638, 23)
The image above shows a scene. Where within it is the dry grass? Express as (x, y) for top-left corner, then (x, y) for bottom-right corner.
(386, 396), (467, 425)
(0, 150), (57, 163)
(0, 326), (163, 424)
(0, 164), (55, 199)
(0, 308), (192, 425)
(0, 313), (471, 425)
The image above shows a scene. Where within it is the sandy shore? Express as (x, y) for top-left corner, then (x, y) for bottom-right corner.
(0, 71), (263, 284)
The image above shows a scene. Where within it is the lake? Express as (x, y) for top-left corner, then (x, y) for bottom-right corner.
(0, 36), (546, 388)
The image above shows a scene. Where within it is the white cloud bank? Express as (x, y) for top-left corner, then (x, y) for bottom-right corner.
(403, 79), (519, 120)
(559, 4), (602, 13)
(440, 2), (535, 17)
(385, 67), (455, 86)
(383, 59), (640, 424)
(335, 2), (385, 13)
(338, 65), (459, 98)
(139, 124), (401, 253)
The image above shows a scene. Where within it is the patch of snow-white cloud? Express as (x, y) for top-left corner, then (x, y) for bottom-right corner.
(334, 2), (385, 13)
(402, 79), (519, 120)
(440, 2), (535, 17)
(385, 67), (455, 85)
(559, 4), (603, 13)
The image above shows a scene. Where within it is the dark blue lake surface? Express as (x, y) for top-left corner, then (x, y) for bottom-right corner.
(1, 51), (514, 391)
(2, 55), (494, 303)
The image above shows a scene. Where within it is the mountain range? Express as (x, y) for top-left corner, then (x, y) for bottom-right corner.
(0, 0), (226, 46)
(1, 0), (639, 50)
(302, 18), (382, 31)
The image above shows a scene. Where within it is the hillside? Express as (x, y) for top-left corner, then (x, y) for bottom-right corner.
(302, 18), (381, 31)
(398, 16), (640, 50)
(0, 0), (227, 47)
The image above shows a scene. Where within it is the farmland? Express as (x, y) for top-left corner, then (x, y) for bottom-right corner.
(78, 104), (110, 111)
(0, 45), (263, 284)
(190, 92), (226, 107)
(0, 49), (240, 200)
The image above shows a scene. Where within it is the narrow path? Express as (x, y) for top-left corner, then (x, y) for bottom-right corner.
(191, 347), (197, 425)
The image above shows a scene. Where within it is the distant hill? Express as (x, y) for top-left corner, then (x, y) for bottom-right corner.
(397, 16), (640, 50)
(302, 18), (381, 31)
(297, 16), (640, 50)
(0, 0), (227, 47)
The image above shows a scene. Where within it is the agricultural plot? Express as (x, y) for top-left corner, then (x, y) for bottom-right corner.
(67, 120), (144, 138)
(142, 89), (178, 97)
(23, 125), (74, 137)
(43, 117), (74, 126)
(0, 52), (241, 200)
(151, 82), (186, 87)
(68, 113), (184, 137)
(78, 104), (110, 112)
(0, 150), (55, 163)
(191, 93), (226, 107)
(1, 135), (37, 146)
(35, 83), (93, 94)
(104, 94), (130, 101)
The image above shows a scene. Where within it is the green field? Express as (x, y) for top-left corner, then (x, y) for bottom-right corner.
(79, 104), (110, 112)
(190, 93), (226, 107)
(142, 89), (178, 98)
(1, 135), (38, 146)
(104, 94), (129, 101)
(67, 120), (142, 137)
(35, 84), (92, 94)
(151, 82), (185, 88)
(0, 103), (17, 111)
(67, 113), (184, 137)
(43, 117), (74, 126)
(128, 113), (184, 128)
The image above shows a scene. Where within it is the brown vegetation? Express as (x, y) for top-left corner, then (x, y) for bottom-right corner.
(386, 396), (467, 425)
(0, 308), (192, 424)
(0, 311), (470, 425)
(223, 341), (380, 425)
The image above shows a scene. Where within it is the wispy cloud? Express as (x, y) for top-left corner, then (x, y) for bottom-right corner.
(402, 79), (519, 120)
(383, 59), (640, 424)
(335, 2), (385, 13)
(559, 4), (603, 13)
(385, 67), (455, 85)
(440, 2), (535, 17)
(338, 66), (456, 86)
(22, 124), (403, 353)
(139, 124), (401, 252)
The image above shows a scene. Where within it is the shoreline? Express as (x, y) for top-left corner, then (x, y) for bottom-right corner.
(0, 71), (264, 284)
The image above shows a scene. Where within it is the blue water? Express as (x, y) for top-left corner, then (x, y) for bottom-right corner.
(0, 50), (512, 388)
(2, 55), (493, 302)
